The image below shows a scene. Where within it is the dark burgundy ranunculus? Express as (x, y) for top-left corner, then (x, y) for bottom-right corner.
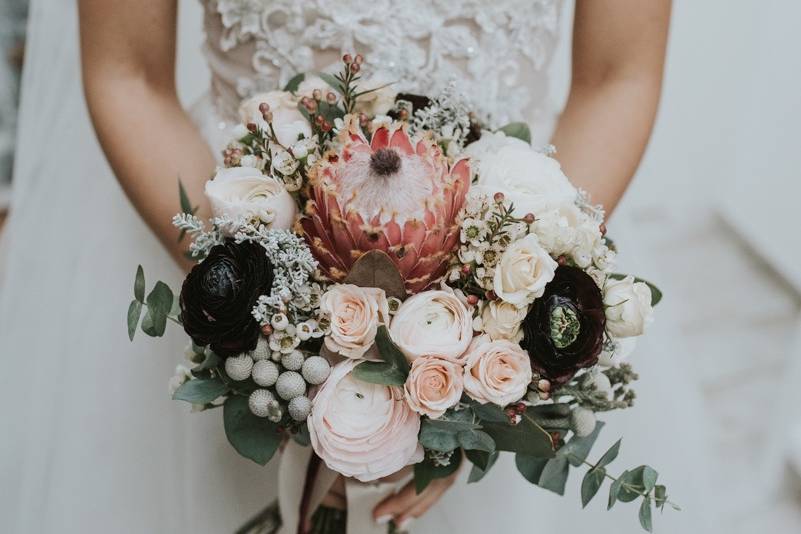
(520, 266), (606, 386)
(180, 241), (273, 357)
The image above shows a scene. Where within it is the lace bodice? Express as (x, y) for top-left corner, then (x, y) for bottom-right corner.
(200, 0), (563, 133)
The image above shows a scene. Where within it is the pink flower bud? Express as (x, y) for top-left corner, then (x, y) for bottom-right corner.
(247, 122), (258, 133)
(260, 324), (273, 336)
(342, 53), (353, 64)
(522, 213), (536, 224)
(312, 89), (322, 101)
(350, 62), (360, 74)
(493, 192), (505, 203)
(354, 53), (364, 65)
(326, 92), (337, 104)
(258, 102), (270, 114)
(466, 294), (479, 306)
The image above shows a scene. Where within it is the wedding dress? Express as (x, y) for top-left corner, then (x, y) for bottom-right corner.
(0, 0), (713, 532)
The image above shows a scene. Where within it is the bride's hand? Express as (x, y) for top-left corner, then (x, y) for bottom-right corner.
(371, 469), (459, 530)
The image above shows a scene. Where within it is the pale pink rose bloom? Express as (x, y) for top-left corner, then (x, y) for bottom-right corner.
(308, 360), (423, 482)
(320, 284), (390, 359)
(404, 355), (464, 419)
(389, 287), (473, 362)
(463, 335), (532, 407)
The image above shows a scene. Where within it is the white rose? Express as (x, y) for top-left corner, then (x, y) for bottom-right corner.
(534, 204), (603, 266)
(466, 132), (577, 216)
(493, 234), (558, 307)
(168, 365), (193, 397)
(478, 300), (527, 342)
(389, 287), (473, 362)
(205, 167), (297, 234)
(353, 74), (397, 117)
(462, 336), (532, 407)
(603, 276), (654, 338)
(239, 91), (311, 147)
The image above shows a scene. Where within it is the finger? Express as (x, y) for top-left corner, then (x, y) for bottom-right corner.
(372, 482), (419, 523)
(395, 478), (453, 526)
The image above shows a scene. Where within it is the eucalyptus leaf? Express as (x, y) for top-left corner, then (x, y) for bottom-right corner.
(560, 421), (604, 467)
(284, 72), (306, 93)
(173, 378), (228, 404)
(419, 421), (460, 452)
(470, 401), (509, 423)
(414, 453), (462, 494)
(178, 179), (195, 215)
(351, 361), (407, 386)
(134, 265), (145, 302)
(142, 281), (174, 337)
(537, 457), (570, 495)
(292, 423), (311, 447)
(127, 300), (142, 341)
(515, 454), (549, 485)
(497, 122), (532, 144)
(223, 396), (281, 465)
(457, 429), (495, 453)
(581, 468), (606, 508)
(467, 450), (498, 483)
(641, 466), (659, 493)
(193, 350), (222, 372)
(654, 485), (667, 510)
(639, 498), (653, 532)
(609, 274), (663, 307)
(482, 409), (555, 457)
(426, 409), (480, 432)
(374, 326), (410, 375)
(616, 470), (643, 503)
(608, 471), (626, 510)
(595, 439), (622, 469)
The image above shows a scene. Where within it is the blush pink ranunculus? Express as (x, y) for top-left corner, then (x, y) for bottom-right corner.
(320, 284), (390, 360)
(404, 355), (464, 419)
(389, 287), (473, 362)
(463, 335), (532, 407)
(308, 359), (423, 482)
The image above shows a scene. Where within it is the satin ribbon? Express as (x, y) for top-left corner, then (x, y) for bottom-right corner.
(278, 441), (410, 534)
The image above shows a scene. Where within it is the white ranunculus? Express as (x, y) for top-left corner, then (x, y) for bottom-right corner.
(603, 276), (654, 338)
(534, 204), (603, 266)
(239, 91), (311, 147)
(478, 300), (527, 342)
(308, 359), (423, 482)
(389, 287), (473, 362)
(168, 364), (193, 397)
(353, 74), (398, 117)
(466, 131), (577, 217)
(493, 234), (558, 307)
(205, 167), (297, 234)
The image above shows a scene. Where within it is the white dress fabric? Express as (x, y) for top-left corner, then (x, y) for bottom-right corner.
(0, 0), (714, 532)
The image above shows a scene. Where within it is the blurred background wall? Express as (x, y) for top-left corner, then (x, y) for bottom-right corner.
(1, 0), (799, 531)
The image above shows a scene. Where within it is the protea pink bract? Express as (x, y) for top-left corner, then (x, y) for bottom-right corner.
(300, 116), (470, 294)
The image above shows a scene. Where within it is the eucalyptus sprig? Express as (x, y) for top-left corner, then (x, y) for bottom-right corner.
(127, 265), (181, 341)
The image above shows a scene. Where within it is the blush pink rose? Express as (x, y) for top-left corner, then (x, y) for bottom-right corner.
(320, 284), (390, 359)
(463, 335), (532, 407)
(404, 355), (464, 419)
(308, 359), (423, 482)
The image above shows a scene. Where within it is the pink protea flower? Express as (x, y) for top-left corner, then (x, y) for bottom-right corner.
(300, 116), (471, 293)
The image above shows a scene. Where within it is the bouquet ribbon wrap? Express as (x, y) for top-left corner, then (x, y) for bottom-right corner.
(278, 441), (409, 534)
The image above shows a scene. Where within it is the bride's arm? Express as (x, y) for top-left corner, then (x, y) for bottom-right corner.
(79, 0), (213, 269)
(550, 0), (671, 217)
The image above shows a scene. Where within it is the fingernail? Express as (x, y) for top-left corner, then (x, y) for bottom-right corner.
(398, 518), (413, 531)
(375, 514), (393, 525)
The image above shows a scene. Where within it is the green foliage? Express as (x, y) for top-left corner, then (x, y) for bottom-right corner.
(223, 396), (281, 465)
(639, 498), (653, 532)
(414, 451), (462, 494)
(595, 438), (621, 469)
(608, 273), (663, 307)
(141, 281), (174, 337)
(482, 407), (555, 458)
(352, 326), (410, 386)
(497, 122), (532, 144)
(317, 72), (344, 93)
(581, 467), (606, 507)
(127, 300), (142, 341)
(172, 378), (228, 404)
(177, 179), (198, 242)
(466, 450), (498, 483)
(284, 72), (306, 93)
(134, 265), (145, 302)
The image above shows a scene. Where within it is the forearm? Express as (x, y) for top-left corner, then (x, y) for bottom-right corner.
(550, 74), (662, 217)
(85, 77), (214, 269)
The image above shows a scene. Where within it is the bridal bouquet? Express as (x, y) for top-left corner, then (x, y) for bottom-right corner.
(128, 56), (675, 532)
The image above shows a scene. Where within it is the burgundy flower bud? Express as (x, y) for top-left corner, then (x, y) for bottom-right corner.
(342, 53), (353, 64)
(315, 115), (325, 126)
(466, 294), (479, 306)
(350, 62), (360, 74)
(258, 102), (270, 114)
(485, 290), (497, 301)
(557, 255), (568, 266)
(398, 109), (409, 120)
(326, 91), (337, 104)
(599, 222), (607, 236)
(493, 192), (505, 203)
(522, 213), (536, 224)
(247, 122), (258, 133)
(260, 324), (273, 336)
(321, 121), (333, 132)
(461, 264), (472, 275)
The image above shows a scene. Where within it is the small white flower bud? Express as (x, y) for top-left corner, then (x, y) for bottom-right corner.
(296, 322), (313, 341)
(302, 356), (331, 385)
(250, 336), (271, 361)
(249, 389), (276, 418)
(252, 360), (279, 387)
(225, 354), (254, 381)
(281, 350), (304, 371)
(288, 396), (312, 421)
(570, 407), (597, 438)
(276, 371), (306, 400)
(271, 313), (289, 331)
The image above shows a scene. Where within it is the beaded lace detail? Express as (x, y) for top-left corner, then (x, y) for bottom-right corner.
(201, 0), (562, 127)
